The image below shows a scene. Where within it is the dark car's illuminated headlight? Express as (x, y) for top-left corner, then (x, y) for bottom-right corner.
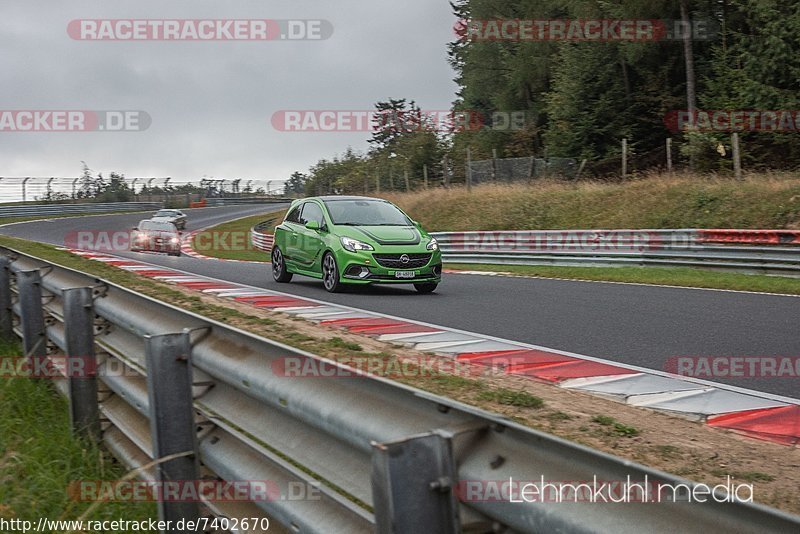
(426, 237), (439, 251)
(341, 236), (374, 252)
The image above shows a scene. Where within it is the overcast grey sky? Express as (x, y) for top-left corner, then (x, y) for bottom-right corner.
(1, 1), (459, 184)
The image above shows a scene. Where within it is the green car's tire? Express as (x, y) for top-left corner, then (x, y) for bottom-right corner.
(272, 246), (293, 283)
(322, 252), (344, 293)
(414, 283), (438, 294)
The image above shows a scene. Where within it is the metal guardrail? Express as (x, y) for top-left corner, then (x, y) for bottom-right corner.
(249, 225), (800, 276)
(429, 229), (800, 276)
(1, 247), (798, 533)
(205, 198), (292, 207)
(0, 201), (163, 218)
(251, 220), (276, 252)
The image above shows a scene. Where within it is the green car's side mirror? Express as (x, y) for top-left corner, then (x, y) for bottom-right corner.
(305, 220), (321, 231)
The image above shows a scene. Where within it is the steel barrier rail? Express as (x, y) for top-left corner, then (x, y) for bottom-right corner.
(251, 220), (276, 252)
(205, 198), (293, 207)
(428, 230), (800, 276)
(2, 248), (799, 533)
(249, 225), (800, 276)
(0, 201), (163, 218)
(697, 229), (800, 246)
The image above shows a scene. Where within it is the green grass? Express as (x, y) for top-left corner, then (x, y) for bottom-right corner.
(478, 388), (544, 408)
(591, 415), (641, 437)
(190, 211), (285, 262)
(446, 263), (800, 295)
(326, 337), (363, 352)
(0, 337), (156, 527)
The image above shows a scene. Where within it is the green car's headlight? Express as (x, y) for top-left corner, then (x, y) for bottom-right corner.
(426, 237), (439, 251)
(341, 236), (374, 252)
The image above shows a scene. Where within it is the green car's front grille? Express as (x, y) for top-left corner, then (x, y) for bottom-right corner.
(372, 253), (432, 269)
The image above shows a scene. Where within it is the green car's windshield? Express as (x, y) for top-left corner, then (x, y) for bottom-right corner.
(324, 200), (412, 226)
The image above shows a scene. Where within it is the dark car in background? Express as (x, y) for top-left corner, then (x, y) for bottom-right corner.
(131, 219), (182, 256)
(151, 209), (187, 230)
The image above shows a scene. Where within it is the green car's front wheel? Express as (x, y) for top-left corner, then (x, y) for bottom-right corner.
(272, 246), (293, 283)
(322, 252), (343, 293)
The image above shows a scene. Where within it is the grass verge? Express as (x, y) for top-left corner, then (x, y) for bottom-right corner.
(190, 211), (284, 262)
(0, 337), (156, 527)
(446, 263), (800, 295)
(383, 173), (800, 231)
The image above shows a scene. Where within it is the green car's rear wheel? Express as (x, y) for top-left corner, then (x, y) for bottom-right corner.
(272, 246), (293, 283)
(322, 252), (343, 293)
(414, 282), (438, 294)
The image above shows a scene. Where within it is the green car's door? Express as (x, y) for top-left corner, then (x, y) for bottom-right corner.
(296, 201), (327, 270)
(282, 204), (305, 265)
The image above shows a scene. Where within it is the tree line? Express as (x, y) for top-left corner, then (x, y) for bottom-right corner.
(293, 0), (800, 196)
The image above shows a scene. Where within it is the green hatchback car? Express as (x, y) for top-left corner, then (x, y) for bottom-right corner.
(271, 196), (442, 293)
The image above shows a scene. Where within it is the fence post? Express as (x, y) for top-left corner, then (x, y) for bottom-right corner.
(466, 148), (472, 192)
(63, 287), (100, 440)
(372, 432), (459, 533)
(666, 138), (673, 175)
(575, 159), (587, 181)
(404, 169), (410, 192)
(17, 270), (47, 368)
(22, 177), (31, 203)
(622, 138), (628, 178)
(423, 164), (429, 189)
(145, 332), (200, 529)
(732, 133), (742, 180)
(0, 257), (12, 339)
(491, 149), (498, 181)
(527, 156), (535, 182)
(442, 155), (450, 188)
(376, 175), (380, 194)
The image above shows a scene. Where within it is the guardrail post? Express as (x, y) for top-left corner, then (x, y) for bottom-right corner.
(63, 287), (100, 440)
(145, 332), (200, 530)
(17, 270), (47, 367)
(371, 432), (459, 533)
(0, 256), (12, 338)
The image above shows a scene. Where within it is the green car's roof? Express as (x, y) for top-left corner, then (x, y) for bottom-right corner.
(313, 195), (389, 202)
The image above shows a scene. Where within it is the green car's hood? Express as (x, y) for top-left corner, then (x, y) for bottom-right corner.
(336, 225), (424, 246)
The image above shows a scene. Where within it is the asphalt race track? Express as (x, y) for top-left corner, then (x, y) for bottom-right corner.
(3, 205), (799, 398)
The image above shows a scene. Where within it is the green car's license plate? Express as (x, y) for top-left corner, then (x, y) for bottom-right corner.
(395, 270), (416, 279)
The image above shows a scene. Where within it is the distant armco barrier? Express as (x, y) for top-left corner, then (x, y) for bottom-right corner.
(697, 229), (800, 246)
(428, 229), (800, 276)
(247, 226), (800, 276)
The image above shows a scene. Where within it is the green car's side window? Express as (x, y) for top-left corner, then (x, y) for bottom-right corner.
(285, 206), (301, 223)
(299, 202), (325, 227)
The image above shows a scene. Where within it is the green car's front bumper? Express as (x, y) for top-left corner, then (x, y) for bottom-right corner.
(335, 249), (442, 285)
